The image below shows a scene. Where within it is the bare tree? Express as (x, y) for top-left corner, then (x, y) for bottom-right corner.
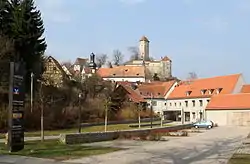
(187, 72), (198, 81)
(112, 49), (123, 66)
(107, 61), (113, 68)
(128, 46), (140, 60)
(96, 54), (108, 68)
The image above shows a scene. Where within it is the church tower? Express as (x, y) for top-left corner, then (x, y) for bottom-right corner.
(139, 36), (149, 61)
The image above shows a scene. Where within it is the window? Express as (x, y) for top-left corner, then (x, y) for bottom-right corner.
(216, 88), (223, 94)
(185, 112), (190, 122)
(208, 89), (214, 94)
(207, 100), (210, 103)
(152, 101), (157, 106)
(192, 112), (195, 119)
(200, 89), (207, 95)
(192, 100), (195, 107)
(179, 102), (181, 106)
(174, 102), (177, 106)
(199, 100), (203, 106)
(185, 101), (188, 107)
(53, 67), (57, 70)
(186, 91), (192, 96)
(48, 59), (52, 62)
(158, 93), (161, 96)
(164, 103), (167, 106)
(170, 103), (172, 106)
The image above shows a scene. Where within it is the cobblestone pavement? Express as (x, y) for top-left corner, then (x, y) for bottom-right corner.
(65, 126), (250, 164)
(235, 138), (250, 154)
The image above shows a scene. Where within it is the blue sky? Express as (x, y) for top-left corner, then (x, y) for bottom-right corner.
(36, 0), (250, 81)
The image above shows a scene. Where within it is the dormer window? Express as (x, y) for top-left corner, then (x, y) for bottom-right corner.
(158, 93), (160, 95)
(136, 73), (139, 76)
(208, 89), (214, 94)
(125, 69), (128, 72)
(186, 91), (192, 96)
(200, 89), (207, 95)
(113, 73), (116, 76)
(216, 88), (223, 94)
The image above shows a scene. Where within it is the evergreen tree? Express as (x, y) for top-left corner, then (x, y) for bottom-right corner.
(0, 0), (11, 34)
(3, 0), (47, 90)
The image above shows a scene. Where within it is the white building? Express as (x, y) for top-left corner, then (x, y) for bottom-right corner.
(136, 81), (177, 114)
(165, 74), (245, 123)
(206, 92), (250, 126)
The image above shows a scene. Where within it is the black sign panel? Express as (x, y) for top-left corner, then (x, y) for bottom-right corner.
(8, 62), (25, 152)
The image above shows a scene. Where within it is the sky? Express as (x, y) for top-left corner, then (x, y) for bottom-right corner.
(36, 0), (250, 81)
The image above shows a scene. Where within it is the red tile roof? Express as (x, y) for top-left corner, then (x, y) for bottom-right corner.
(122, 85), (146, 103)
(161, 56), (171, 62)
(138, 81), (176, 98)
(97, 66), (145, 78)
(206, 93), (250, 110)
(168, 74), (241, 99)
(140, 36), (149, 42)
(241, 84), (250, 93)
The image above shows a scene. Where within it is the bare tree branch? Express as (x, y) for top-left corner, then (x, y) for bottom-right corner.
(112, 49), (123, 66)
(187, 72), (198, 80)
(128, 46), (140, 60)
(96, 54), (108, 68)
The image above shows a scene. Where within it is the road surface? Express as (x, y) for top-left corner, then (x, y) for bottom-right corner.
(65, 126), (250, 164)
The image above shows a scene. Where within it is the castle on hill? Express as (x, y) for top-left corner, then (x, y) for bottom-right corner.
(97, 36), (173, 82)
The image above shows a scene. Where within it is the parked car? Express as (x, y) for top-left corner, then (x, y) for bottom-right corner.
(193, 120), (214, 129)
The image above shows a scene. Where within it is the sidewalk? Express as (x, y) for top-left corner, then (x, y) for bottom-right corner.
(0, 136), (59, 143)
(0, 155), (66, 164)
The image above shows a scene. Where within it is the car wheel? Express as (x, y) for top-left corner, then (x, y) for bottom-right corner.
(207, 125), (212, 129)
(195, 125), (198, 129)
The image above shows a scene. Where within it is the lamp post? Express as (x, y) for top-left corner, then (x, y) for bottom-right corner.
(78, 93), (82, 133)
(150, 93), (153, 128)
(37, 79), (44, 142)
(138, 103), (142, 129)
(30, 72), (34, 113)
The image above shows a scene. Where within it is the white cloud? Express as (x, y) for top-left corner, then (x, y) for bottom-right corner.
(119, 0), (146, 5)
(36, 0), (72, 23)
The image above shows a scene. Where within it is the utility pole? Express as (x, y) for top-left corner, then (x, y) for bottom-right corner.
(30, 72), (34, 113)
(38, 80), (44, 142)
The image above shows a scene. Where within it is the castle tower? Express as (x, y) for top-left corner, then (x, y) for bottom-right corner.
(139, 36), (149, 61)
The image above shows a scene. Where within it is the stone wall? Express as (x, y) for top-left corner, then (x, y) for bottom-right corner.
(60, 124), (193, 145)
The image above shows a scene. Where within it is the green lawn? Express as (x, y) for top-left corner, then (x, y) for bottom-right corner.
(0, 121), (171, 139)
(228, 154), (250, 164)
(0, 140), (121, 161)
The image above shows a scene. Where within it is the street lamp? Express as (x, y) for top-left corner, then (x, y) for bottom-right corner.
(37, 79), (44, 142)
(30, 72), (34, 113)
(78, 93), (82, 133)
(150, 93), (153, 128)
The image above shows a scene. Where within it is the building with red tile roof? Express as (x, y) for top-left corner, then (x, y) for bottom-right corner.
(164, 74), (245, 123)
(97, 66), (146, 83)
(206, 93), (250, 126)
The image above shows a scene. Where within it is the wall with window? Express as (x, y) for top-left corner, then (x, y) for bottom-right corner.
(146, 98), (167, 114)
(165, 98), (210, 122)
